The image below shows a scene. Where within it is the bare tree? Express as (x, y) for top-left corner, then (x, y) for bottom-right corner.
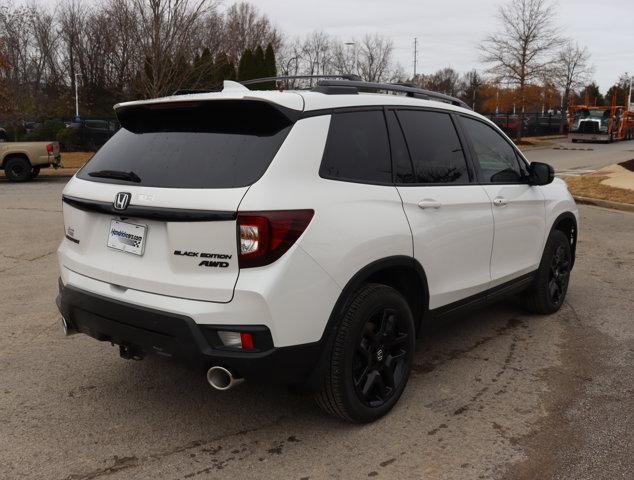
(425, 67), (461, 96)
(330, 40), (356, 76)
(356, 34), (393, 82)
(222, 2), (281, 63)
(276, 38), (303, 87)
(552, 41), (592, 132)
(481, 0), (563, 140)
(0, 3), (35, 132)
(461, 69), (484, 110)
(299, 31), (332, 83)
(131, 0), (214, 98)
(0, 40), (11, 116)
(58, 3), (79, 82)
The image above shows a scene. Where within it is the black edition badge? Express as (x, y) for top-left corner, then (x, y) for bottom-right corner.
(174, 250), (231, 268)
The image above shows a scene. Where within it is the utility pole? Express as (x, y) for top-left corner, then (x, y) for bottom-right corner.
(345, 42), (356, 76)
(413, 37), (418, 79)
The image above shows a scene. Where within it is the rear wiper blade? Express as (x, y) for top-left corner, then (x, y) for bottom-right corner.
(88, 169), (141, 183)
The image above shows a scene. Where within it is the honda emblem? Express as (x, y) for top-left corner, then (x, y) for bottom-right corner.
(113, 192), (131, 211)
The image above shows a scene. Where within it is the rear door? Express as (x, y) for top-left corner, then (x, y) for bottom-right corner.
(458, 115), (546, 286)
(60, 100), (294, 302)
(391, 109), (494, 309)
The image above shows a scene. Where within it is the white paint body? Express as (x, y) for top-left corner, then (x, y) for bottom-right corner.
(58, 88), (578, 347)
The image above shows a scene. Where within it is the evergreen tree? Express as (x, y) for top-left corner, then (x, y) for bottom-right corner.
(580, 82), (604, 106)
(238, 48), (254, 81)
(193, 47), (214, 89)
(263, 43), (277, 90)
(605, 74), (631, 106)
(251, 45), (266, 89)
(213, 52), (236, 85)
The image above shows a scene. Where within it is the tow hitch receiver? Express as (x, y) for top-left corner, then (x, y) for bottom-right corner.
(119, 344), (145, 360)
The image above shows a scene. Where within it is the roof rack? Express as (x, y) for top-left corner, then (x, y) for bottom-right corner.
(172, 76), (470, 110)
(240, 74), (362, 86)
(316, 80), (470, 109)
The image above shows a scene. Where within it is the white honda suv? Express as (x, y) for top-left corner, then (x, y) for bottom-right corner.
(56, 78), (578, 423)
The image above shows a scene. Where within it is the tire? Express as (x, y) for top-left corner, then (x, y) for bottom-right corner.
(314, 283), (415, 423)
(30, 166), (41, 179)
(4, 156), (32, 182)
(520, 230), (572, 314)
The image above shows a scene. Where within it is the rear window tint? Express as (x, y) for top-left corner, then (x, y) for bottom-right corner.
(319, 110), (391, 184)
(77, 101), (293, 188)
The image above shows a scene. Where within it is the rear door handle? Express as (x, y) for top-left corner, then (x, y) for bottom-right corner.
(493, 197), (508, 207)
(418, 200), (442, 210)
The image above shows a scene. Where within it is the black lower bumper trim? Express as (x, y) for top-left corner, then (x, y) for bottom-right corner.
(56, 279), (323, 384)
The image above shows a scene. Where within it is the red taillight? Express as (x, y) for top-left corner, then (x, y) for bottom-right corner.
(46, 143), (54, 154)
(237, 210), (314, 268)
(240, 332), (255, 350)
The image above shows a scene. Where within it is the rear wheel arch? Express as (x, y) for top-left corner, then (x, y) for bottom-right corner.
(1, 152), (31, 169)
(324, 256), (429, 339)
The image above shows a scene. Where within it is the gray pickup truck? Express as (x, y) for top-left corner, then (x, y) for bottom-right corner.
(0, 140), (62, 182)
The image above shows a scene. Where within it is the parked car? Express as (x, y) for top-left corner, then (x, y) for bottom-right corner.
(490, 114), (528, 135)
(1, 140), (61, 181)
(67, 118), (120, 150)
(56, 78), (578, 423)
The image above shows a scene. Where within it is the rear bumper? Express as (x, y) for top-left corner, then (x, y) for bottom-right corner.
(570, 132), (610, 142)
(49, 154), (62, 168)
(55, 279), (324, 384)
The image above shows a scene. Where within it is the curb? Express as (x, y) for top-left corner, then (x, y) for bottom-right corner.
(573, 196), (634, 213)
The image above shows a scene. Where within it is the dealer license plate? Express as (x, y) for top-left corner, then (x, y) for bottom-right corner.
(107, 220), (147, 256)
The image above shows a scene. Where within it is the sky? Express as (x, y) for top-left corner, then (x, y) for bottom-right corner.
(35, 0), (633, 92)
(245, 0), (632, 92)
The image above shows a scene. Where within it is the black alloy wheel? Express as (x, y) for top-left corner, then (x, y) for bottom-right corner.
(548, 243), (571, 307)
(353, 307), (410, 408)
(521, 230), (572, 314)
(315, 283), (415, 423)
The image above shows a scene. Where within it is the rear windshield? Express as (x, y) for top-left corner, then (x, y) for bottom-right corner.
(77, 100), (294, 188)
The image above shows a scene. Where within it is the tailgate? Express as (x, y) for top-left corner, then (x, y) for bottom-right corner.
(60, 181), (247, 302)
(59, 98), (296, 302)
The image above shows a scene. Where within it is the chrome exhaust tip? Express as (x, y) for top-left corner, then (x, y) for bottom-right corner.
(61, 316), (77, 336)
(206, 366), (243, 391)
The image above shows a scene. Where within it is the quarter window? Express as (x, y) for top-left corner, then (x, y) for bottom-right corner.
(460, 116), (524, 183)
(396, 110), (470, 184)
(320, 110), (392, 184)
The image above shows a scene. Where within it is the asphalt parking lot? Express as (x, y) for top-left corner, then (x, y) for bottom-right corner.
(1, 175), (633, 479)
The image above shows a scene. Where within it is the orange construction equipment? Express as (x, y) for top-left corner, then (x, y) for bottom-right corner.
(568, 91), (634, 143)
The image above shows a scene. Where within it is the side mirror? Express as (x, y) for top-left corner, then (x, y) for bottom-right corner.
(528, 161), (554, 186)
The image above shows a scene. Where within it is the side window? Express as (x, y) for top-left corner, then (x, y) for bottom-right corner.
(386, 111), (415, 184)
(320, 110), (392, 184)
(460, 116), (524, 183)
(396, 110), (470, 184)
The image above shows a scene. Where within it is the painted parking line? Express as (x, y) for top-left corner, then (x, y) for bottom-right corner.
(556, 169), (597, 177)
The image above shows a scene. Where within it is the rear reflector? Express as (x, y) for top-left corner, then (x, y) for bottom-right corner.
(237, 210), (314, 268)
(217, 330), (255, 350)
(240, 333), (255, 350)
